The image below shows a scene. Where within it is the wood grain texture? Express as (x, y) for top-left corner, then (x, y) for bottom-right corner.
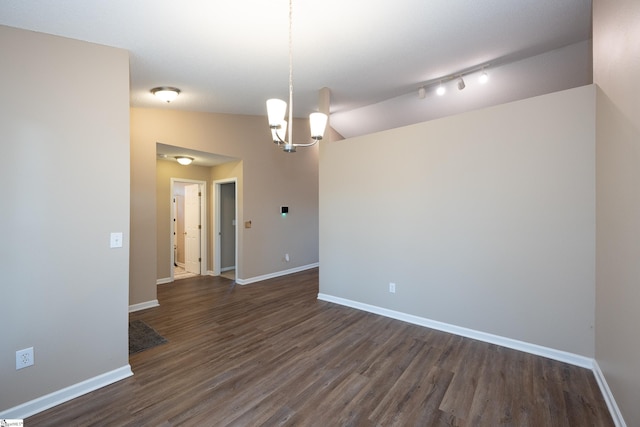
(27, 269), (613, 426)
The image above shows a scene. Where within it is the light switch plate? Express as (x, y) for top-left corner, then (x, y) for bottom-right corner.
(110, 232), (123, 248)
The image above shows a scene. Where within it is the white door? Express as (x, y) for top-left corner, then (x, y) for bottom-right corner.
(184, 184), (201, 274)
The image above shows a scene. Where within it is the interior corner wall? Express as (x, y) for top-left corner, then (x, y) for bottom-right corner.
(319, 85), (596, 357)
(593, 0), (640, 425)
(0, 26), (130, 412)
(130, 108), (318, 305)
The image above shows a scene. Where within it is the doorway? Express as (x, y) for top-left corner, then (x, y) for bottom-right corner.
(214, 178), (237, 279)
(171, 178), (207, 281)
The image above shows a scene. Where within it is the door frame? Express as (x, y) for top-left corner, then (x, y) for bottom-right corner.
(213, 178), (238, 277)
(170, 178), (207, 280)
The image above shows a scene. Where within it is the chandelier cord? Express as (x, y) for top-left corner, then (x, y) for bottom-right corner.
(287, 0), (294, 145)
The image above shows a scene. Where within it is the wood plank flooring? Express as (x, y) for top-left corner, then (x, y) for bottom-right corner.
(27, 269), (613, 426)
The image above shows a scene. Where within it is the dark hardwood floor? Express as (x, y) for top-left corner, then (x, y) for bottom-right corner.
(27, 269), (613, 426)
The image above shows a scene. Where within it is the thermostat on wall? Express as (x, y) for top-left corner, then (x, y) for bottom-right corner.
(281, 206), (289, 215)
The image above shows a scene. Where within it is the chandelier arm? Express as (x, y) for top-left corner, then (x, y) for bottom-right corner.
(292, 140), (320, 148)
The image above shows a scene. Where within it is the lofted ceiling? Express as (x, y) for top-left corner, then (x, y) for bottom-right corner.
(0, 0), (592, 139)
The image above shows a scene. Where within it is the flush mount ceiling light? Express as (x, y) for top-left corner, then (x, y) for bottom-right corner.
(266, 0), (328, 153)
(151, 87), (181, 103)
(175, 156), (194, 165)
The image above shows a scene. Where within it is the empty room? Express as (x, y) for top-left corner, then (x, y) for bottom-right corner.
(1, 0), (638, 425)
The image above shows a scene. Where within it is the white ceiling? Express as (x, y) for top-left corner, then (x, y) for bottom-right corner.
(0, 0), (592, 139)
(156, 143), (238, 167)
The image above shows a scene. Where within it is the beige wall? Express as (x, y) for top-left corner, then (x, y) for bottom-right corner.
(593, 0), (640, 425)
(1, 26), (130, 412)
(131, 108), (325, 305)
(320, 85), (596, 357)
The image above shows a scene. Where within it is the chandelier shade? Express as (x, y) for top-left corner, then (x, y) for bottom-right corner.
(271, 120), (287, 144)
(309, 112), (328, 140)
(267, 99), (287, 127)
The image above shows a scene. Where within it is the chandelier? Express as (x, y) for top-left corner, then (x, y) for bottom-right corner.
(266, 0), (328, 153)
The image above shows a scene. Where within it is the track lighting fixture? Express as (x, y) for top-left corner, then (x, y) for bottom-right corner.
(416, 64), (490, 99)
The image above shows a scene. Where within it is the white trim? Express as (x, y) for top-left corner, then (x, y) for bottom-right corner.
(156, 277), (172, 285)
(592, 360), (627, 427)
(317, 293), (593, 369)
(128, 299), (159, 312)
(0, 365), (133, 419)
(237, 263), (319, 285)
(221, 266), (235, 272)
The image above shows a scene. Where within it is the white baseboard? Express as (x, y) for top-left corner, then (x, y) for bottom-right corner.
(128, 299), (159, 313)
(592, 360), (627, 427)
(317, 293), (626, 425)
(221, 266), (236, 272)
(317, 293), (592, 368)
(0, 365), (133, 419)
(156, 277), (172, 285)
(236, 263), (319, 285)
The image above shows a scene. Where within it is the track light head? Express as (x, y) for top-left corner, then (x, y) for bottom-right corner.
(436, 83), (446, 96)
(479, 71), (489, 84)
(457, 77), (466, 91)
(418, 87), (426, 99)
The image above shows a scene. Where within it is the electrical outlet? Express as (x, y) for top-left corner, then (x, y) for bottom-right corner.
(16, 347), (34, 370)
(389, 282), (396, 293)
(284, 253), (290, 262)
